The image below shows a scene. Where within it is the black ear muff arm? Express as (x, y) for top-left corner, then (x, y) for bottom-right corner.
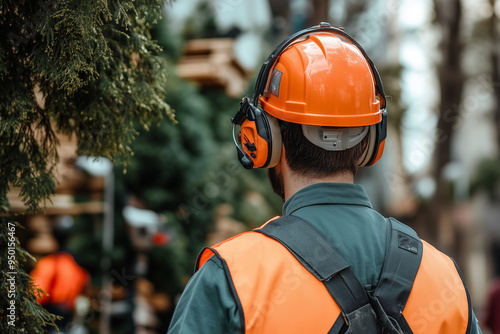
(232, 98), (250, 125)
(378, 109), (388, 141)
(232, 97), (259, 124)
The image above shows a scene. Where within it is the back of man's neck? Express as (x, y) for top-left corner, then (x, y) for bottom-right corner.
(283, 169), (354, 202)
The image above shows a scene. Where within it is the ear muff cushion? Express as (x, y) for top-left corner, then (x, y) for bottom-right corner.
(358, 125), (377, 167)
(358, 108), (387, 166)
(265, 113), (282, 168)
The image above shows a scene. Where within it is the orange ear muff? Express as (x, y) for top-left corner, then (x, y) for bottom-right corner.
(232, 97), (282, 169)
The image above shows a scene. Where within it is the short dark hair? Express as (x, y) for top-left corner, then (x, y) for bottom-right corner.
(280, 122), (368, 178)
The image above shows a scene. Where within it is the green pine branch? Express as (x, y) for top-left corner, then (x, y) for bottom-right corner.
(0, 219), (59, 333)
(0, 1), (175, 333)
(0, 0), (175, 214)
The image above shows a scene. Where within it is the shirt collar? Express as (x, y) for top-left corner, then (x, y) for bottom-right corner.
(282, 182), (373, 215)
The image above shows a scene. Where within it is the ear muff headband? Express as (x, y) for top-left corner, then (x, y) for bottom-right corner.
(253, 22), (386, 109)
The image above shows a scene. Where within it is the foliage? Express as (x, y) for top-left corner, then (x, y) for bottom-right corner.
(470, 157), (500, 201)
(116, 69), (280, 268)
(0, 220), (59, 333)
(0, 0), (174, 214)
(112, 16), (283, 299)
(0, 0), (174, 332)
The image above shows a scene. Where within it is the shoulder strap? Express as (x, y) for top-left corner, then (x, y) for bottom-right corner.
(255, 215), (378, 333)
(373, 218), (423, 332)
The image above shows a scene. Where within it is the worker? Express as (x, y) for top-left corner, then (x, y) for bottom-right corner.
(167, 23), (482, 333)
(31, 216), (89, 334)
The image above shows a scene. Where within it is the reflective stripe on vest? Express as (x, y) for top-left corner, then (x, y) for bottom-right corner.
(196, 218), (471, 334)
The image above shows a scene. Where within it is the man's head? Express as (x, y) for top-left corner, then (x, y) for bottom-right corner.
(231, 23), (387, 193)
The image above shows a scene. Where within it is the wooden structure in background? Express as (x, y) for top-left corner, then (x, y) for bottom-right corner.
(7, 133), (106, 255)
(177, 38), (250, 97)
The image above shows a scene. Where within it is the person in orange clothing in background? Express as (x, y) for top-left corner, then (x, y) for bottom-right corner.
(31, 216), (89, 334)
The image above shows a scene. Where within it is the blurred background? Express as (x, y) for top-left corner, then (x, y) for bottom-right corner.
(9, 0), (500, 332)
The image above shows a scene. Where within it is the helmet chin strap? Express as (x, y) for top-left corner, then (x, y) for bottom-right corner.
(302, 125), (369, 151)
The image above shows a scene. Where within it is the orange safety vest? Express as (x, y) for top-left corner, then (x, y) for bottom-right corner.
(31, 252), (89, 311)
(197, 216), (471, 334)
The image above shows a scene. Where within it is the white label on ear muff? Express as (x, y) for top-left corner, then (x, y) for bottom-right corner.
(302, 125), (368, 151)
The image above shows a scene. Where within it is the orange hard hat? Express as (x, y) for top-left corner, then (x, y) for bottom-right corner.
(259, 33), (382, 127)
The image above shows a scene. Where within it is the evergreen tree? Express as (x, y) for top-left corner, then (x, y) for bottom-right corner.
(0, 1), (173, 332)
(107, 10), (283, 329)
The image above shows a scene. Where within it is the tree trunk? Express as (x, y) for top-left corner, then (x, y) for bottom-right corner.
(310, 0), (329, 25)
(430, 0), (463, 257)
(490, 0), (500, 148)
(269, 0), (291, 37)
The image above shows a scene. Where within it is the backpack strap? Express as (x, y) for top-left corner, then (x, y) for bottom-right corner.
(373, 218), (423, 332)
(255, 215), (378, 333)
